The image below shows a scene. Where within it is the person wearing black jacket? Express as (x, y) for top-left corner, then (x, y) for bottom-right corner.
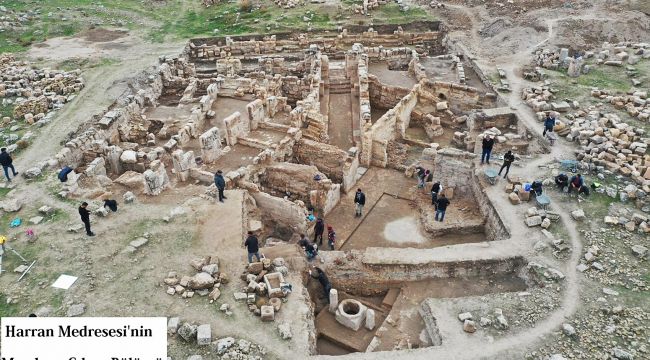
(498, 150), (515, 178)
(214, 170), (226, 202)
(103, 199), (118, 212)
(314, 217), (325, 245)
(312, 266), (332, 301)
(354, 188), (366, 217)
(0, 148), (18, 182)
(78, 202), (94, 236)
(431, 181), (442, 209)
(481, 135), (495, 165)
(243, 231), (260, 263)
(435, 194), (450, 222)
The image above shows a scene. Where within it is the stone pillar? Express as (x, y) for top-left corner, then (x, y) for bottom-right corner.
(172, 149), (196, 182)
(107, 145), (123, 175)
(328, 288), (338, 313)
(199, 127), (222, 164)
(143, 160), (170, 196)
(365, 309), (375, 330)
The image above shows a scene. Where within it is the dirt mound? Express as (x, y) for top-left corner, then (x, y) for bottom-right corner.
(552, 14), (650, 49)
(82, 28), (128, 42)
(479, 19), (512, 38)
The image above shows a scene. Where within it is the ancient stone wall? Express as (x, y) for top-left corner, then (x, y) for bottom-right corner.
(250, 190), (308, 237)
(361, 89), (418, 167)
(432, 148), (476, 196)
(469, 170), (511, 241)
(294, 138), (349, 184)
(325, 252), (526, 296)
(417, 80), (482, 111)
(185, 23), (445, 61)
(368, 75), (411, 109)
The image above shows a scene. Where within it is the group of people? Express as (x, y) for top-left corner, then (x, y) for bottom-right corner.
(77, 199), (119, 237)
(481, 135), (517, 179)
(555, 173), (590, 196)
(415, 167), (451, 222)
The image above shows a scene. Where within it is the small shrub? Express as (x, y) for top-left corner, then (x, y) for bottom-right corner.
(239, 0), (252, 13)
(16, 139), (29, 149)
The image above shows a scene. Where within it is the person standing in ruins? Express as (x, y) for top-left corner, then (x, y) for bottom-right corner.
(312, 266), (332, 302)
(415, 166), (426, 188)
(214, 170), (226, 203)
(314, 217), (325, 246)
(481, 135), (495, 165)
(0, 147), (18, 183)
(327, 225), (336, 250)
(498, 150), (515, 178)
(543, 114), (556, 137)
(244, 231), (261, 263)
(354, 188), (366, 217)
(78, 202), (94, 236)
(431, 181), (443, 209)
(435, 194), (450, 222)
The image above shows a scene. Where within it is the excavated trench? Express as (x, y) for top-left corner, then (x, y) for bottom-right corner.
(307, 256), (529, 355)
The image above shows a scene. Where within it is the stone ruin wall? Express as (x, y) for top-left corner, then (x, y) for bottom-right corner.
(360, 80), (489, 169)
(184, 24), (446, 62)
(293, 138), (359, 193)
(361, 87), (419, 167)
(324, 252), (527, 296)
(368, 75), (412, 109)
(469, 169), (511, 241)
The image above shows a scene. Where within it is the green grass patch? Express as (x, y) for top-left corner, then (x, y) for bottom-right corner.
(0, 103), (14, 119)
(0, 187), (12, 199)
(373, 4), (431, 24)
(0, 294), (20, 317)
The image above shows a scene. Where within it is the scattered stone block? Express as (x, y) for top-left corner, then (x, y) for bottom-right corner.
(458, 312), (473, 321)
(260, 305), (274, 321)
(177, 323), (197, 342)
(508, 192), (520, 205)
(29, 216), (44, 225)
(571, 209), (585, 221)
(463, 319), (477, 333)
(66, 304), (86, 317)
(167, 317), (180, 335)
(188, 272), (215, 290)
(215, 337), (235, 355)
(277, 322), (292, 340)
(631, 244), (648, 258)
(196, 324), (211, 346)
(525, 215), (543, 227)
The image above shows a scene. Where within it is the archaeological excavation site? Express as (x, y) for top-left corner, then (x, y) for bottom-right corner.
(0, 1), (648, 360)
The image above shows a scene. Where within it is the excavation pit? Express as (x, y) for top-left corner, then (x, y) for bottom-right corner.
(308, 258), (528, 355)
(340, 193), (487, 250)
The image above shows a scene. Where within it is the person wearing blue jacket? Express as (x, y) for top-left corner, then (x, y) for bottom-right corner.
(214, 170), (226, 202)
(543, 115), (556, 136)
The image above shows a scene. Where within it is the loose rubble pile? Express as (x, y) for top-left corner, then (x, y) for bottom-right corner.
(457, 308), (508, 334)
(0, 6), (41, 33)
(168, 317), (267, 360)
(0, 54), (83, 152)
(527, 304), (648, 360)
(234, 257), (290, 322)
(164, 256), (228, 302)
(579, 226), (648, 291)
(523, 206), (554, 230)
(273, 0), (306, 9)
(522, 44), (650, 204)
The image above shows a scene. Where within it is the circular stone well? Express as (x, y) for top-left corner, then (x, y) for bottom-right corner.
(335, 299), (367, 331)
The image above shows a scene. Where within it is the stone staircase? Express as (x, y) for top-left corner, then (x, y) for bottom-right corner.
(329, 66), (351, 95)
